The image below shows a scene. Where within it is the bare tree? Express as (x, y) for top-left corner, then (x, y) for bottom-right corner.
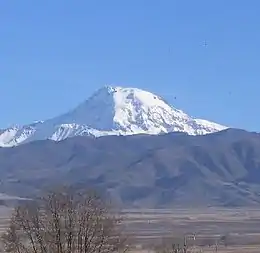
(2, 187), (128, 253)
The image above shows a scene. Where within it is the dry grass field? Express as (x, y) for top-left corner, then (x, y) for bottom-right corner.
(0, 206), (260, 252)
(121, 208), (260, 252)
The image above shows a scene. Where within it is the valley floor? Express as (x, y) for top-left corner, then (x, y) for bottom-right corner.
(122, 207), (260, 252)
(1, 207), (260, 252)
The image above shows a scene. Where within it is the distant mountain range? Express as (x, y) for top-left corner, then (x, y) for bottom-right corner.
(1, 128), (260, 207)
(0, 86), (227, 147)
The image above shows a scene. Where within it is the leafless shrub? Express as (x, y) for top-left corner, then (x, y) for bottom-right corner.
(1, 187), (128, 253)
(154, 236), (188, 253)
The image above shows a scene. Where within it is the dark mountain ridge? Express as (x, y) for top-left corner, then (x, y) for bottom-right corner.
(0, 128), (260, 207)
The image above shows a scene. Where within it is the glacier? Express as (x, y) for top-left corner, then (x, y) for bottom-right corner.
(0, 86), (227, 147)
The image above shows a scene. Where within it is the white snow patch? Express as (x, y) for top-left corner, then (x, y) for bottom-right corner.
(0, 85), (228, 147)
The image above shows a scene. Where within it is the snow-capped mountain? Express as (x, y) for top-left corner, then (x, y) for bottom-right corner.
(0, 86), (227, 147)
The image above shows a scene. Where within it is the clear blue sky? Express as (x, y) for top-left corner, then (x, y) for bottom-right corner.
(0, 1), (259, 131)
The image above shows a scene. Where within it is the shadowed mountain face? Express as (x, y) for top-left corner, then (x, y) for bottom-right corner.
(0, 128), (260, 207)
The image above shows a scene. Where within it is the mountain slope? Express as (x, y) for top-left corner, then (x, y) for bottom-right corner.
(0, 86), (227, 147)
(0, 129), (260, 207)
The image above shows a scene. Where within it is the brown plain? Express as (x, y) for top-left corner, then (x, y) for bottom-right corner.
(0, 207), (260, 252)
